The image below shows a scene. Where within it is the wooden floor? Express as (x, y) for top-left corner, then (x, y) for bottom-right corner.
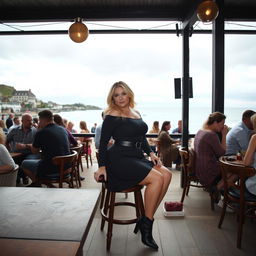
(79, 160), (256, 256)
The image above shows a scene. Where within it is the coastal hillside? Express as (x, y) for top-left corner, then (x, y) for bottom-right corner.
(0, 84), (15, 97)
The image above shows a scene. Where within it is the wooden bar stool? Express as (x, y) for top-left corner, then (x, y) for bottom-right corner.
(100, 185), (145, 251)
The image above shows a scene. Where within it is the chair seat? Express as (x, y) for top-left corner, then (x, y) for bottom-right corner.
(228, 187), (256, 202)
(41, 173), (71, 180)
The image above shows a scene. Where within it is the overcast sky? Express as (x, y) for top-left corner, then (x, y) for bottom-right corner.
(0, 21), (256, 110)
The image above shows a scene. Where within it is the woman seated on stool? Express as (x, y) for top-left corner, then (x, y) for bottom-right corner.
(194, 112), (237, 202)
(0, 129), (16, 185)
(94, 81), (172, 250)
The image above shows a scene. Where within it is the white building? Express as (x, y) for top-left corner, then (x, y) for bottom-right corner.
(11, 89), (37, 107)
(0, 102), (21, 112)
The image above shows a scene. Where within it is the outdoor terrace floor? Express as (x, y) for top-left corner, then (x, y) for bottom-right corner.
(78, 160), (256, 256)
(18, 158), (256, 256)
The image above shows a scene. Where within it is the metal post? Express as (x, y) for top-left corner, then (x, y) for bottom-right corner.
(212, 0), (225, 113)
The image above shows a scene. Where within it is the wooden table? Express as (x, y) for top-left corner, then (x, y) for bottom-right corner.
(0, 187), (100, 256)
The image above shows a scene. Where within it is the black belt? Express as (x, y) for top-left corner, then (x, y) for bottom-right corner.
(115, 140), (143, 148)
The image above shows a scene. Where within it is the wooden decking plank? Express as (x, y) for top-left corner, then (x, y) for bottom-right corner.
(186, 218), (220, 255)
(126, 224), (163, 256)
(79, 163), (256, 255)
(157, 219), (182, 256)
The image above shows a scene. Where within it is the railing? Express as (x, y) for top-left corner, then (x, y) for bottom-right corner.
(72, 133), (195, 139)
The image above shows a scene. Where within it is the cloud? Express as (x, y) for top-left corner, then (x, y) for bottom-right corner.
(0, 29), (256, 108)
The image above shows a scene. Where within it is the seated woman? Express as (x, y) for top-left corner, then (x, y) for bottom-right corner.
(147, 121), (160, 153)
(0, 129), (17, 186)
(194, 112), (236, 201)
(157, 121), (179, 168)
(79, 121), (92, 155)
(243, 113), (256, 195)
(94, 81), (172, 250)
(53, 114), (78, 147)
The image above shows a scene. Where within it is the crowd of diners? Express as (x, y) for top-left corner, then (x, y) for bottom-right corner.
(1, 109), (256, 194)
(0, 111), (92, 187)
(193, 110), (256, 203)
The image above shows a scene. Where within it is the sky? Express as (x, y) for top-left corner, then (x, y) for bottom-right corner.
(0, 21), (256, 110)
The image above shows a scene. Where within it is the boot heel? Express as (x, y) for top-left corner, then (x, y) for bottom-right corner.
(134, 222), (139, 234)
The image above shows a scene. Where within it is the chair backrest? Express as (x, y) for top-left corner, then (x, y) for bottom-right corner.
(179, 147), (196, 176)
(0, 164), (19, 187)
(219, 156), (256, 202)
(179, 147), (189, 169)
(188, 148), (196, 175)
(52, 151), (77, 178)
(70, 144), (83, 154)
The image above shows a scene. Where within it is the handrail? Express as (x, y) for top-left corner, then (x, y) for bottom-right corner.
(71, 133), (195, 138)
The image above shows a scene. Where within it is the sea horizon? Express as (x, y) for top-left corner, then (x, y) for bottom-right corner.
(58, 105), (252, 134)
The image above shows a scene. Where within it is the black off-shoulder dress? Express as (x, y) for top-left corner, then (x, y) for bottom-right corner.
(98, 115), (154, 192)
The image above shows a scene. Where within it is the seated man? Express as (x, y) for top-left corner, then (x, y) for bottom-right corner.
(172, 120), (182, 134)
(8, 116), (21, 133)
(226, 110), (255, 155)
(21, 110), (71, 187)
(6, 113), (37, 184)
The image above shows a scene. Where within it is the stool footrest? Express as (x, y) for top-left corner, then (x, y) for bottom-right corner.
(101, 202), (138, 225)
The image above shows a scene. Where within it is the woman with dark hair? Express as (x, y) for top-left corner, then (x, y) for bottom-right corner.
(53, 114), (78, 147)
(194, 112), (236, 200)
(157, 121), (179, 168)
(94, 81), (172, 250)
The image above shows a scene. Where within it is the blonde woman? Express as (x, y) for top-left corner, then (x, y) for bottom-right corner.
(243, 113), (256, 195)
(0, 129), (16, 173)
(147, 121), (159, 153)
(94, 81), (172, 250)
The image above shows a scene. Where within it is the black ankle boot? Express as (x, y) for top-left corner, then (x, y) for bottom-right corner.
(134, 216), (158, 250)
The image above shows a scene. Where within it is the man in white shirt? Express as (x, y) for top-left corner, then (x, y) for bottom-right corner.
(8, 116), (21, 133)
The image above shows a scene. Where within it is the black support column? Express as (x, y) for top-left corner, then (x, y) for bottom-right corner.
(180, 25), (190, 188)
(181, 25), (190, 149)
(212, 0), (225, 113)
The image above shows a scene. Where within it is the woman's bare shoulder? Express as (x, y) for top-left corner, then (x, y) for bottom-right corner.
(105, 110), (119, 117)
(251, 133), (256, 142)
(132, 109), (141, 118)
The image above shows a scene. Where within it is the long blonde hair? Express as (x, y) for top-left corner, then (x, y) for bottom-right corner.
(105, 81), (135, 114)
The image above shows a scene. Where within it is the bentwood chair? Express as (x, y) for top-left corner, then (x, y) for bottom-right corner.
(70, 144), (83, 187)
(38, 151), (77, 188)
(218, 157), (256, 248)
(0, 164), (19, 187)
(81, 140), (93, 169)
(179, 148), (215, 210)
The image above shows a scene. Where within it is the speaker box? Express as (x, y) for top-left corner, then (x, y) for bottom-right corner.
(174, 77), (193, 99)
(174, 78), (181, 99)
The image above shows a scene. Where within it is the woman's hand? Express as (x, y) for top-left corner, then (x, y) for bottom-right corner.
(94, 166), (107, 182)
(222, 125), (229, 136)
(150, 152), (162, 167)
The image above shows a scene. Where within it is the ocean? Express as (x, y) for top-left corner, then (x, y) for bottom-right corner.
(59, 106), (250, 134)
